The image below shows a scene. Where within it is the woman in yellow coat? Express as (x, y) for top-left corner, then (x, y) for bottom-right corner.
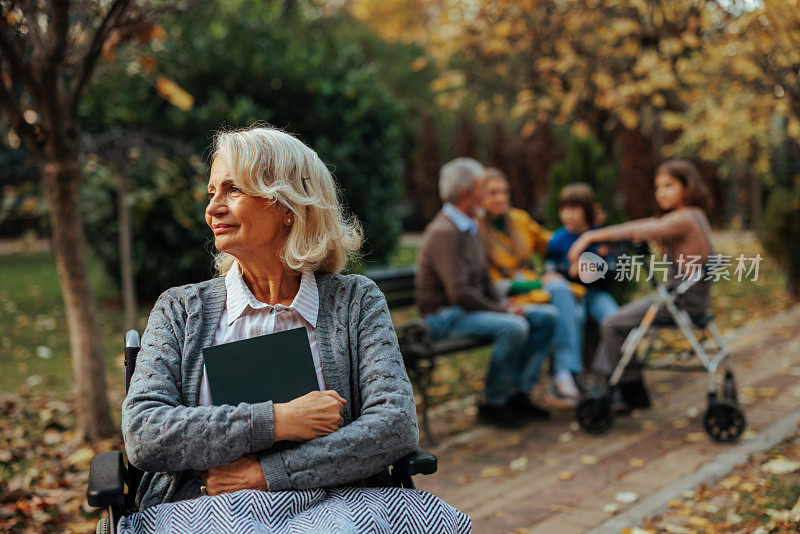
(478, 168), (584, 401)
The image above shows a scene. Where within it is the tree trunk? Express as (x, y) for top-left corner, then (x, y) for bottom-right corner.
(617, 128), (656, 220)
(451, 110), (478, 159)
(117, 170), (137, 331)
(42, 159), (114, 441)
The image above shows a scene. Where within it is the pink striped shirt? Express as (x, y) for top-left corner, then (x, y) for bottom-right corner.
(198, 263), (323, 406)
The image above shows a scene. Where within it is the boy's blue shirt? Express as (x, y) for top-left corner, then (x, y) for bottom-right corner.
(546, 226), (599, 266)
(547, 226), (613, 289)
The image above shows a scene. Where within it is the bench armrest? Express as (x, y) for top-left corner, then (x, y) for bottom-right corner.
(87, 451), (126, 508)
(392, 446), (438, 476)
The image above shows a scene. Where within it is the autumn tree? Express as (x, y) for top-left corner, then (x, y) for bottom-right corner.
(420, 1), (739, 219)
(0, 1), (181, 440)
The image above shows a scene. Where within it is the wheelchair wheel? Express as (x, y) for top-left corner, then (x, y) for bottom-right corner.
(722, 371), (737, 402)
(96, 518), (110, 534)
(576, 395), (613, 435)
(703, 399), (745, 443)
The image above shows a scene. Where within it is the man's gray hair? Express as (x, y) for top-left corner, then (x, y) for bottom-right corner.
(439, 157), (485, 204)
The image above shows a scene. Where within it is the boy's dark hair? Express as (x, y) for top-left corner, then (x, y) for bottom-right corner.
(655, 159), (713, 214)
(557, 183), (596, 226)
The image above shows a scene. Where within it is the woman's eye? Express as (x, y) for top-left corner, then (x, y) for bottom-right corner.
(230, 186), (242, 195)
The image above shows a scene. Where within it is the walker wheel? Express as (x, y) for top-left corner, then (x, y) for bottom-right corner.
(703, 399), (745, 443)
(722, 371), (737, 402)
(576, 395), (613, 435)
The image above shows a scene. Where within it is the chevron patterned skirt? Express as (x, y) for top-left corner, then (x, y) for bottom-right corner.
(117, 487), (471, 533)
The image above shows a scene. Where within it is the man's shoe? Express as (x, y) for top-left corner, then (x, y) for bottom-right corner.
(477, 403), (525, 428)
(507, 392), (551, 420)
(618, 379), (652, 411)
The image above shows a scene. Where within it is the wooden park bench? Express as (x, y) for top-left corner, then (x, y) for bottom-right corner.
(366, 266), (492, 443)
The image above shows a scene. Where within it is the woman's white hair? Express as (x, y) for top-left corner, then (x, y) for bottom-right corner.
(211, 125), (362, 275)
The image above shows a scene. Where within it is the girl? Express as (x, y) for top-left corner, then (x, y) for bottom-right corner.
(568, 160), (714, 411)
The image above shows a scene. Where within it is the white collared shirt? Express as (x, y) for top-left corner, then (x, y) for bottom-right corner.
(442, 203), (478, 235)
(198, 262), (324, 406)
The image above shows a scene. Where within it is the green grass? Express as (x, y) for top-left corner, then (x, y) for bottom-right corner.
(0, 250), (147, 401)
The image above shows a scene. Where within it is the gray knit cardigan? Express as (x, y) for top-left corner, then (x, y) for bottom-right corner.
(121, 272), (419, 511)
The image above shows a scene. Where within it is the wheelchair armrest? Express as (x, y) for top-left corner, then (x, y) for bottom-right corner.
(87, 451), (126, 508)
(392, 446), (438, 476)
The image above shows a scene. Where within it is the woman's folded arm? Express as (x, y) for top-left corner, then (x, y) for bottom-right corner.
(259, 280), (419, 491)
(122, 291), (275, 473)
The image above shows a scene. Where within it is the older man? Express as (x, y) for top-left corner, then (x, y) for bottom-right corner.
(416, 158), (558, 428)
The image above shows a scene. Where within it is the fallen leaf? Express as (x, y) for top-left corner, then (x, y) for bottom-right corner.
(580, 455), (598, 465)
(66, 448), (94, 469)
(629, 457), (646, 468)
(739, 481), (756, 492)
(616, 491), (638, 504)
(671, 418), (689, 429)
(558, 432), (574, 443)
(720, 475), (741, 489)
(762, 458), (800, 475)
(684, 432), (706, 443)
(544, 457), (560, 467)
(641, 420), (657, 431)
(480, 466), (507, 478)
(743, 387), (779, 398)
(557, 471), (574, 481)
(602, 502), (619, 513)
(509, 456), (528, 471)
(686, 516), (714, 530)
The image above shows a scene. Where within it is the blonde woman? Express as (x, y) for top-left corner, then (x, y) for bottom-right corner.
(120, 126), (469, 532)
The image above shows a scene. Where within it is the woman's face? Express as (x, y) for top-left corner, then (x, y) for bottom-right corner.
(205, 158), (288, 260)
(482, 177), (511, 218)
(654, 171), (686, 212)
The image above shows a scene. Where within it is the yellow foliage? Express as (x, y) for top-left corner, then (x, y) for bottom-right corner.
(661, 111), (683, 131)
(155, 76), (193, 110)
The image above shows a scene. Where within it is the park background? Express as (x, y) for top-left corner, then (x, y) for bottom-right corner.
(2, 0), (800, 532)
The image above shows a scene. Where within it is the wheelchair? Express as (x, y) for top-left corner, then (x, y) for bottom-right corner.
(574, 243), (746, 443)
(86, 330), (438, 534)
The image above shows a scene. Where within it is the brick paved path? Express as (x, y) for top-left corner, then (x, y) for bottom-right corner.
(416, 305), (800, 533)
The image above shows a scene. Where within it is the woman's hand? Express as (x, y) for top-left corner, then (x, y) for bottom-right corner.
(202, 454), (267, 496)
(273, 390), (347, 442)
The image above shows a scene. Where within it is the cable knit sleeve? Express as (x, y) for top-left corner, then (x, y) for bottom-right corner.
(259, 277), (419, 491)
(121, 289), (275, 473)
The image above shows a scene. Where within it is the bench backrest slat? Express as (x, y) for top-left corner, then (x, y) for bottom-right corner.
(366, 266), (417, 310)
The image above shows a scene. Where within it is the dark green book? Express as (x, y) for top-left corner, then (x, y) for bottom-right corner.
(202, 326), (319, 406)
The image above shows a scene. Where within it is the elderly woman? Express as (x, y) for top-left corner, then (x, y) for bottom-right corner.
(120, 126), (469, 532)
